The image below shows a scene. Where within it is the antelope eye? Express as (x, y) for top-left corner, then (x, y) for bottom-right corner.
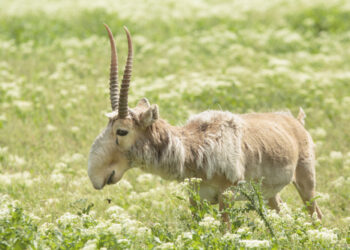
(116, 129), (128, 136)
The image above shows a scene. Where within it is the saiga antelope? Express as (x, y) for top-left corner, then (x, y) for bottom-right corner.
(88, 25), (323, 223)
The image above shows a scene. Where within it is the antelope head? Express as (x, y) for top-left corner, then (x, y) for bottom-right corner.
(88, 25), (159, 190)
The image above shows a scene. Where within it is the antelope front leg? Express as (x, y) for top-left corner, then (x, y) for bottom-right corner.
(219, 194), (231, 231)
(189, 196), (203, 221)
(189, 196), (197, 218)
(267, 194), (282, 213)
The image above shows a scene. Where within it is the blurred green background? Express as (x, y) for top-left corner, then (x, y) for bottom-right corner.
(0, 0), (349, 248)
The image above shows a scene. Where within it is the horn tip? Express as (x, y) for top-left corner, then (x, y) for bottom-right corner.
(123, 26), (130, 34)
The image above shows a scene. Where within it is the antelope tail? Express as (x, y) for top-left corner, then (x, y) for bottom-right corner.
(297, 107), (306, 126)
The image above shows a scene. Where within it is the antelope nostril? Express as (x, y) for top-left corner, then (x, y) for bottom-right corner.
(107, 170), (115, 184)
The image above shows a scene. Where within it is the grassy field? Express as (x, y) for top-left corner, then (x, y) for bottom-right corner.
(0, 0), (350, 248)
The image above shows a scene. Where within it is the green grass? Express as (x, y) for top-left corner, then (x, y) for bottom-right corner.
(0, 0), (349, 248)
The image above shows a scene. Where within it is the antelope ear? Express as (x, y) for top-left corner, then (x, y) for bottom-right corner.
(105, 111), (118, 119)
(137, 98), (150, 109)
(139, 104), (159, 127)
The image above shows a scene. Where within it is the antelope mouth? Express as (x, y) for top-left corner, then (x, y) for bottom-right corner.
(107, 170), (115, 185)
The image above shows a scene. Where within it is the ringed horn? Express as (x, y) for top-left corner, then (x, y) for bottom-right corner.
(104, 24), (133, 116)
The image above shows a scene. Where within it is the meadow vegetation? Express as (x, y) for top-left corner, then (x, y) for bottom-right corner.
(0, 0), (349, 248)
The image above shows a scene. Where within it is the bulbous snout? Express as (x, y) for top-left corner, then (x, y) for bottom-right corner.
(88, 167), (119, 190)
(88, 125), (118, 190)
(87, 152), (108, 190)
(87, 138), (130, 190)
(88, 157), (116, 190)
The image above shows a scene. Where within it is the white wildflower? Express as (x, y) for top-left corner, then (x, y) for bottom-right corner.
(183, 177), (202, 188)
(0, 205), (10, 219)
(108, 223), (122, 234)
(81, 227), (97, 237)
(24, 178), (34, 187)
(69, 153), (84, 162)
(314, 128), (327, 138)
(316, 192), (330, 202)
(128, 204), (141, 214)
(82, 239), (97, 250)
(6, 87), (21, 98)
(342, 217), (350, 224)
(345, 159), (350, 170)
(0, 173), (12, 185)
(70, 98), (78, 104)
(110, 210), (130, 222)
(307, 229), (337, 243)
(50, 172), (65, 184)
(64, 102), (72, 109)
(157, 242), (174, 249)
(291, 233), (300, 241)
(176, 231), (193, 243)
(28, 213), (41, 222)
(324, 98), (338, 107)
(151, 200), (165, 210)
(312, 212), (319, 221)
(38, 222), (55, 234)
(117, 179), (133, 190)
(117, 239), (130, 245)
(33, 86), (44, 93)
(56, 212), (79, 226)
(77, 85), (87, 92)
(222, 232), (240, 241)
(283, 214), (294, 223)
(13, 100), (32, 111)
(279, 202), (292, 215)
(0, 146), (8, 155)
(55, 162), (67, 171)
(222, 189), (235, 199)
(71, 126), (80, 133)
(46, 124), (57, 132)
(60, 90), (68, 96)
(315, 141), (323, 149)
(8, 154), (26, 167)
(186, 177), (202, 183)
(45, 198), (59, 206)
(95, 220), (109, 230)
(199, 215), (220, 228)
(72, 176), (88, 186)
(269, 58), (290, 67)
(331, 176), (345, 188)
(136, 226), (151, 238)
(182, 231), (193, 240)
(89, 210), (96, 218)
(106, 205), (124, 214)
(253, 217), (265, 227)
(237, 227), (249, 235)
(49, 72), (60, 80)
(330, 151), (343, 160)
(0, 114), (6, 121)
(295, 208), (306, 218)
(2, 102), (9, 109)
(267, 210), (280, 220)
(237, 180), (246, 186)
(0, 171), (33, 186)
(136, 173), (154, 183)
(47, 104), (55, 110)
(121, 218), (140, 233)
(342, 96), (350, 106)
(239, 239), (270, 248)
